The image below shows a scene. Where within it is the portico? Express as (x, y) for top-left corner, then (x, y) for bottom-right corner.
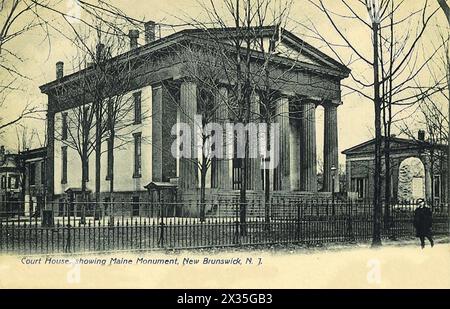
(41, 25), (349, 206)
(151, 80), (343, 195)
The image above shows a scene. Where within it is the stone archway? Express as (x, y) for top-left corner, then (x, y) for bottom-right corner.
(397, 157), (426, 202)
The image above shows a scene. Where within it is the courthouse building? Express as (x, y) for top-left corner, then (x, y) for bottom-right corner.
(40, 23), (350, 207)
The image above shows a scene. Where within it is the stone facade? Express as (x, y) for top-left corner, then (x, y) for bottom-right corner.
(343, 137), (448, 204)
(40, 26), (349, 206)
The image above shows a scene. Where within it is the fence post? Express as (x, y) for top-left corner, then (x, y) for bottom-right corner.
(234, 201), (240, 245)
(159, 213), (165, 248)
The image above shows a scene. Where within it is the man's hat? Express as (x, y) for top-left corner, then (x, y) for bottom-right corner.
(416, 198), (425, 205)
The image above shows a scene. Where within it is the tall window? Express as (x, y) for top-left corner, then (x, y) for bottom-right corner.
(133, 92), (142, 125)
(8, 176), (18, 189)
(434, 175), (441, 199)
(0, 175), (5, 189)
(211, 158), (218, 189)
(41, 161), (45, 185)
(62, 112), (68, 140)
(61, 146), (68, 184)
(232, 134), (244, 190)
(133, 132), (142, 178)
(29, 163), (36, 186)
(351, 177), (367, 199)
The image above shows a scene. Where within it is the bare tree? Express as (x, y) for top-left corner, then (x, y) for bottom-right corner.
(302, 0), (442, 247)
(175, 0), (300, 231)
(436, 0), (450, 212)
(0, 0), (51, 134)
(398, 25), (449, 206)
(52, 18), (149, 221)
(0, 0), (143, 135)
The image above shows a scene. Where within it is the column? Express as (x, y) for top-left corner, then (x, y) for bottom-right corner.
(300, 102), (318, 192)
(161, 84), (178, 182)
(275, 96), (291, 191)
(179, 80), (198, 190)
(424, 156), (432, 202)
(346, 160), (352, 193)
(46, 109), (55, 204)
(152, 84), (163, 182)
(290, 115), (301, 191)
(391, 161), (400, 202)
(289, 99), (302, 191)
(249, 92), (262, 191)
(215, 86), (231, 190)
(323, 103), (339, 192)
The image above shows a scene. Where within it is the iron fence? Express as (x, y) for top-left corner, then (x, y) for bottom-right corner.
(0, 199), (448, 254)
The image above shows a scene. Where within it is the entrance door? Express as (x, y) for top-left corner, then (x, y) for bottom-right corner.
(232, 158), (242, 190)
(132, 196), (140, 217)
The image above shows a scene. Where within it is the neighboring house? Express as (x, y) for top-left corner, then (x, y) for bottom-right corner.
(343, 135), (448, 205)
(20, 147), (47, 216)
(39, 23), (350, 213)
(0, 146), (22, 216)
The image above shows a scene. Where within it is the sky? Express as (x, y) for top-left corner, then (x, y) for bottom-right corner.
(0, 0), (448, 167)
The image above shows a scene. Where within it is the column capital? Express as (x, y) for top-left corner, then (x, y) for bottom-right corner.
(301, 96), (324, 108)
(322, 99), (343, 108)
(301, 97), (342, 108)
(278, 90), (296, 98)
(151, 82), (164, 90)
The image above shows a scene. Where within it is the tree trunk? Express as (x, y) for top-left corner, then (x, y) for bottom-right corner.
(384, 140), (391, 230)
(199, 155), (207, 222)
(109, 130), (115, 225)
(264, 121), (271, 226)
(239, 127), (250, 237)
(95, 108), (102, 203)
(384, 5), (394, 234)
(80, 147), (88, 225)
(446, 32), (450, 226)
(437, 0), (450, 227)
(372, 21), (383, 247)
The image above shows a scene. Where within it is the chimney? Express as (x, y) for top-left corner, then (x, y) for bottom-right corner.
(96, 43), (105, 62)
(418, 130), (426, 141)
(56, 61), (64, 79)
(144, 21), (156, 44)
(0, 146), (5, 163)
(129, 29), (140, 50)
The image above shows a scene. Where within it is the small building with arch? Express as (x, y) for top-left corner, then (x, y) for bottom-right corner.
(343, 136), (448, 204)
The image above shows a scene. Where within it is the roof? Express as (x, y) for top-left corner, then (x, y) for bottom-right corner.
(0, 153), (20, 168)
(342, 136), (447, 156)
(186, 26), (351, 74)
(65, 188), (92, 194)
(144, 182), (178, 191)
(40, 25), (350, 93)
(19, 147), (47, 161)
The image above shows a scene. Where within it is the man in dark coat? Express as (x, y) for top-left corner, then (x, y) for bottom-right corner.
(413, 199), (434, 249)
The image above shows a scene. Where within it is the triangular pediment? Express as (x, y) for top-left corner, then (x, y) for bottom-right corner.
(276, 42), (321, 65)
(342, 137), (432, 156)
(188, 26), (350, 76)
